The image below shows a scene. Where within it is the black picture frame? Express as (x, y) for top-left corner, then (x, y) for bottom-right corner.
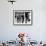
(13, 10), (33, 26)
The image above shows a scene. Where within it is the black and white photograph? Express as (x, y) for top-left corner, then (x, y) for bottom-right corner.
(13, 10), (32, 25)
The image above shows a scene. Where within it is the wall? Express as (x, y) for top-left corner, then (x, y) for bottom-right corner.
(0, 0), (46, 42)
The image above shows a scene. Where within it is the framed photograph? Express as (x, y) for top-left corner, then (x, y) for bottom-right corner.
(13, 10), (33, 25)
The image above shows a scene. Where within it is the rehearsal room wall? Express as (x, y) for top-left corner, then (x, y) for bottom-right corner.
(0, 0), (46, 42)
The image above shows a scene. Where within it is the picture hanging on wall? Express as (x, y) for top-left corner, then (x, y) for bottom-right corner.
(13, 10), (33, 25)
